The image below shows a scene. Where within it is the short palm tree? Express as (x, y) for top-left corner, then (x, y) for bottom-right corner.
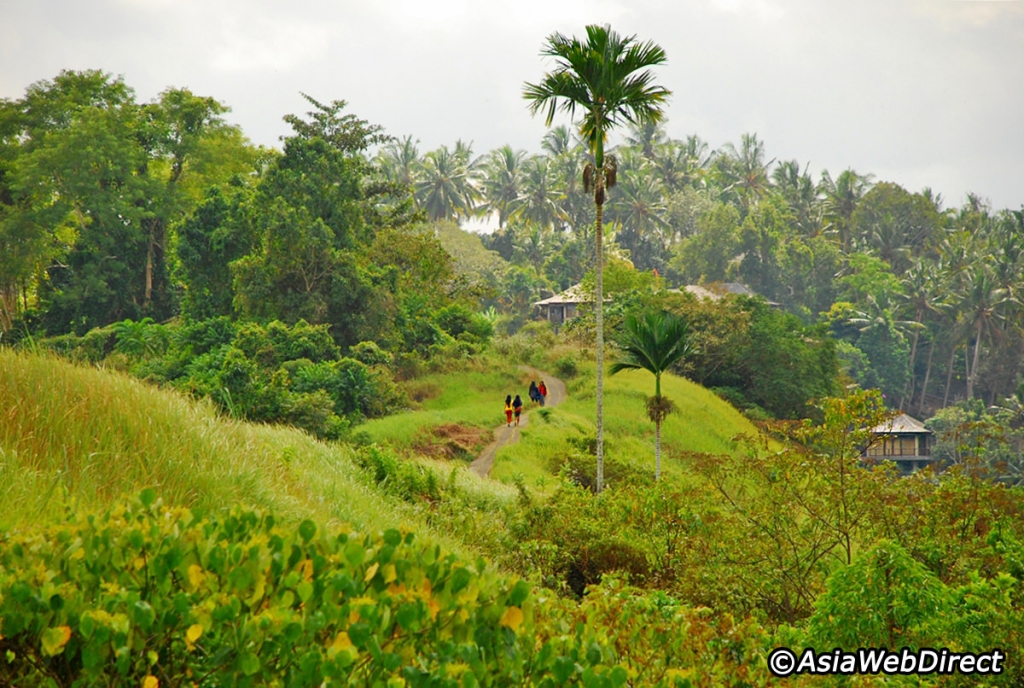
(524, 24), (670, 492)
(610, 312), (693, 480)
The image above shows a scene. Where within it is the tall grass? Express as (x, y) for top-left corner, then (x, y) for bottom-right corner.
(0, 350), (449, 542)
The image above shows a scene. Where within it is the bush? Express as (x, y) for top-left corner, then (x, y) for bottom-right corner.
(348, 340), (393, 367)
(492, 332), (542, 365)
(37, 326), (117, 363)
(234, 319), (340, 368)
(0, 492), (541, 686)
(553, 353), (580, 379)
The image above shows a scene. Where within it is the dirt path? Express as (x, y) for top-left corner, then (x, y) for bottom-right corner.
(469, 366), (566, 478)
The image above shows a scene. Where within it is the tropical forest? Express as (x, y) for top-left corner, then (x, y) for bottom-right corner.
(3, 24), (1024, 687)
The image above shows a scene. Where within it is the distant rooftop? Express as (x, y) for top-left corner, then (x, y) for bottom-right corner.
(871, 413), (931, 435)
(533, 283), (594, 307)
(682, 282), (780, 306)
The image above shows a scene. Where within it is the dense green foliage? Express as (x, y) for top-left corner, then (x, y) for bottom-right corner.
(0, 493), (784, 687)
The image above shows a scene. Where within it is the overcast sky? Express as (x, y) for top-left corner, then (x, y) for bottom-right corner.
(2, 0), (1023, 217)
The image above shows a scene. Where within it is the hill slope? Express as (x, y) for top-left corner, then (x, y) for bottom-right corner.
(0, 349), (505, 548)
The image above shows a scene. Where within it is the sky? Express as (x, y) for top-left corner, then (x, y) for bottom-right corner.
(2, 0), (1023, 219)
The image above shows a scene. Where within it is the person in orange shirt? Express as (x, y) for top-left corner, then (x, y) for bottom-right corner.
(504, 395), (513, 427)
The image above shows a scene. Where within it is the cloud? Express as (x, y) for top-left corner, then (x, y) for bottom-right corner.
(1, 0), (1023, 208)
(209, 14), (330, 73)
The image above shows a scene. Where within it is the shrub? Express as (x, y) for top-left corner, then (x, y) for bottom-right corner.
(234, 319), (340, 368)
(348, 340), (393, 367)
(0, 492), (544, 686)
(553, 353), (580, 379)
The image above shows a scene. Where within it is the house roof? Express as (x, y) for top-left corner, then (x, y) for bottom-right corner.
(871, 413), (931, 435)
(682, 282), (779, 306)
(533, 283), (589, 307)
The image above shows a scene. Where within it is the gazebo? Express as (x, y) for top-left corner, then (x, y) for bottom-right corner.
(862, 413), (935, 474)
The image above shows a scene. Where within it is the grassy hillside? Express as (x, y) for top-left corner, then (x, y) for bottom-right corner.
(358, 349), (764, 493)
(491, 366), (764, 489)
(361, 359), (526, 454)
(0, 349), (509, 550)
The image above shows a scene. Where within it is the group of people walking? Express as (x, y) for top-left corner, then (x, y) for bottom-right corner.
(504, 380), (547, 427)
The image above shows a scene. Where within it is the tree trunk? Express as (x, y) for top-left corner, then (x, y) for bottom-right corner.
(902, 310), (924, 409)
(595, 191), (605, 494)
(917, 339), (935, 415)
(943, 345), (958, 407)
(655, 417), (661, 481)
(0, 282), (16, 333)
(968, 322), (983, 399)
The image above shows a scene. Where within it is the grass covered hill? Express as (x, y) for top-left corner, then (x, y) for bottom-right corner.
(0, 348), (509, 552)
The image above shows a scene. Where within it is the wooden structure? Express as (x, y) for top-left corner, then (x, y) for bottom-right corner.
(862, 413), (935, 474)
(532, 284), (589, 329)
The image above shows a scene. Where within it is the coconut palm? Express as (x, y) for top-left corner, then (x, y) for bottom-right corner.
(624, 120), (667, 159)
(610, 312), (694, 480)
(377, 135), (420, 188)
(716, 133), (774, 216)
(479, 145), (527, 229)
(608, 155), (669, 268)
(772, 159), (822, 237)
(541, 125), (576, 157)
(958, 264), (1012, 399)
(524, 24), (670, 492)
(512, 155), (564, 231)
(414, 145), (480, 222)
(896, 258), (950, 408)
(820, 169), (874, 252)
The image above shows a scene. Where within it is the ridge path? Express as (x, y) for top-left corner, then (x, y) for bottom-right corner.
(468, 366), (566, 478)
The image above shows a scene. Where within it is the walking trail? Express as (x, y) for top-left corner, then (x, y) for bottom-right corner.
(469, 366), (566, 478)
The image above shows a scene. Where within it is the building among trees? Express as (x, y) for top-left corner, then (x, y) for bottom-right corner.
(533, 284), (589, 328)
(863, 413), (934, 474)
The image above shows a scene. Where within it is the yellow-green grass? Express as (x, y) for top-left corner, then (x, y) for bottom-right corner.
(361, 357), (527, 451)
(490, 366), (764, 490)
(0, 349), (490, 554)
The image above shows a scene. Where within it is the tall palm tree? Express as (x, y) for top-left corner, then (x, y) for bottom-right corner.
(716, 133), (773, 216)
(896, 258), (949, 408)
(624, 120), (666, 159)
(512, 155), (564, 231)
(414, 145), (480, 222)
(958, 263), (1011, 399)
(608, 156), (669, 268)
(377, 135), (420, 188)
(610, 312), (693, 480)
(820, 169), (873, 252)
(480, 145), (527, 229)
(772, 159), (822, 237)
(524, 26), (669, 489)
(524, 25), (670, 492)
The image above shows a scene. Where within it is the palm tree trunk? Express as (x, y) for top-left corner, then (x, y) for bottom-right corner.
(595, 192), (605, 494)
(655, 417), (661, 481)
(944, 345), (958, 407)
(917, 339), (935, 415)
(968, 322), (983, 399)
(902, 310), (924, 409)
